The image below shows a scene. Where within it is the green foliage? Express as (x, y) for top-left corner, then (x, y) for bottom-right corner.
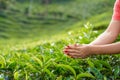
(56, 64), (76, 78)
(0, 0), (13, 10)
(0, 55), (6, 68)
(0, 0), (120, 80)
(77, 72), (95, 79)
(0, 0), (8, 10)
(0, 0), (113, 41)
(0, 23), (120, 80)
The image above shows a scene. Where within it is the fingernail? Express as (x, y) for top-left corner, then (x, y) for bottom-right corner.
(65, 47), (69, 49)
(64, 51), (68, 53)
(67, 46), (71, 48)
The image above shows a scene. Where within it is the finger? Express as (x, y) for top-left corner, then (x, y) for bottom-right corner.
(64, 49), (79, 53)
(71, 55), (85, 59)
(67, 53), (81, 59)
(68, 52), (79, 57)
(63, 49), (76, 55)
(74, 44), (81, 47)
(71, 56), (79, 58)
(64, 46), (71, 49)
(70, 44), (81, 47)
(64, 52), (72, 58)
(67, 45), (75, 48)
(65, 53), (75, 58)
(64, 45), (73, 49)
(64, 46), (80, 50)
(77, 54), (88, 59)
(68, 52), (87, 59)
(67, 44), (82, 49)
(67, 45), (73, 48)
(63, 50), (69, 54)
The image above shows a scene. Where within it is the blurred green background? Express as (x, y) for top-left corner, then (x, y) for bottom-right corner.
(0, 0), (115, 49)
(1, 1), (120, 80)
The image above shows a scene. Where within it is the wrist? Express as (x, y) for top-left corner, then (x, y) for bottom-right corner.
(87, 45), (98, 55)
(84, 45), (94, 56)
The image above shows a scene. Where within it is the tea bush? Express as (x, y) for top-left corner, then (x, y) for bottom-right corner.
(0, 23), (120, 80)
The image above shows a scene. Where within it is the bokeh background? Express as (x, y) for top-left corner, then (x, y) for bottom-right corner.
(0, 0), (120, 80)
(0, 0), (114, 48)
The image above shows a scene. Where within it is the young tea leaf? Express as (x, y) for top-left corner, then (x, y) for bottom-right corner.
(77, 72), (95, 79)
(87, 59), (94, 68)
(14, 71), (19, 80)
(57, 64), (76, 78)
(32, 56), (43, 67)
(56, 75), (62, 80)
(43, 68), (55, 78)
(0, 55), (6, 68)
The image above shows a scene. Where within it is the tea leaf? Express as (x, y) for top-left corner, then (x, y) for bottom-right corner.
(44, 68), (54, 78)
(14, 71), (19, 80)
(57, 64), (76, 78)
(0, 55), (6, 68)
(26, 63), (37, 72)
(56, 75), (62, 80)
(77, 72), (95, 79)
(87, 59), (94, 68)
(32, 56), (43, 67)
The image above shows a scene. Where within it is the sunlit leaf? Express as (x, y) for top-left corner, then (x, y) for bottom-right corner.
(32, 56), (43, 67)
(104, 76), (107, 80)
(44, 68), (54, 78)
(0, 55), (6, 68)
(57, 64), (76, 78)
(26, 63), (37, 72)
(77, 72), (95, 79)
(44, 59), (55, 68)
(56, 75), (62, 80)
(14, 71), (19, 80)
(87, 59), (94, 68)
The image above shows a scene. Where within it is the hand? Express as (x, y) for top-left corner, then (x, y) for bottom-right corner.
(63, 44), (91, 58)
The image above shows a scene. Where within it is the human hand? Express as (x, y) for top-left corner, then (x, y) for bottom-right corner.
(63, 44), (91, 58)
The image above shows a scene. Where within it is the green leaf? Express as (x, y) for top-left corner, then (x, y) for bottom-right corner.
(24, 69), (28, 80)
(87, 59), (94, 68)
(32, 56), (43, 67)
(26, 63), (37, 72)
(14, 71), (19, 80)
(113, 66), (120, 78)
(56, 75), (62, 80)
(99, 60), (112, 70)
(0, 55), (6, 68)
(43, 68), (54, 78)
(57, 64), (76, 78)
(104, 76), (107, 80)
(44, 59), (55, 68)
(93, 60), (102, 69)
(90, 68), (103, 79)
(77, 72), (95, 79)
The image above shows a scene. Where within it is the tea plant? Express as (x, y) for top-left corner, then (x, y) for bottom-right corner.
(0, 23), (120, 80)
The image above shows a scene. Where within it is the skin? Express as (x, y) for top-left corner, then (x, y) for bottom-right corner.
(63, 20), (120, 58)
